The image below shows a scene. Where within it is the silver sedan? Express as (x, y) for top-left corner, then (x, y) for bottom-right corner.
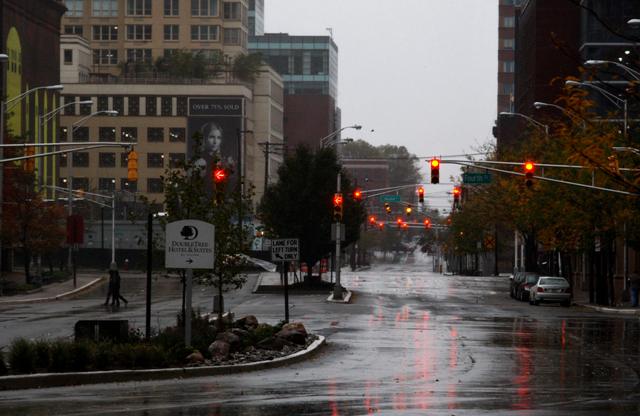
(529, 276), (571, 307)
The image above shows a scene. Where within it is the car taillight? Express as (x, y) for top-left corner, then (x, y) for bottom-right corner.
(537, 287), (545, 292)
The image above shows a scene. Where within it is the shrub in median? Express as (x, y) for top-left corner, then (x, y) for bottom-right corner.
(9, 338), (35, 374)
(33, 340), (51, 372)
(0, 350), (8, 376)
(50, 340), (72, 372)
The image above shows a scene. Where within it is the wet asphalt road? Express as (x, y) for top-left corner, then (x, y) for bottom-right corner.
(2, 253), (640, 415)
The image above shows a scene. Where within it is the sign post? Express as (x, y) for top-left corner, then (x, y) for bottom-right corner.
(166, 220), (215, 347)
(271, 238), (299, 322)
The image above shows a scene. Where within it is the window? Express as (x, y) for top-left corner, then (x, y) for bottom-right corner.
(65, 0), (83, 17)
(120, 153), (129, 167)
(64, 25), (84, 36)
(126, 25), (152, 40)
(503, 38), (514, 49)
(59, 153), (68, 167)
(72, 152), (90, 167)
(145, 96), (157, 115)
(80, 97), (92, 115)
(169, 153), (185, 168)
(122, 127), (138, 142)
(93, 25), (118, 41)
(164, 0), (179, 16)
(98, 178), (116, 191)
(121, 178), (138, 192)
(113, 96), (124, 115)
(59, 126), (69, 142)
(97, 96), (109, 111)
(126, 49), (152, 63)
(64, 49), (73, 65)
(94, 49), (118, 65)
(147, 127), (164, 142)
(164, 25), (179, 41)
(223, 28), (241, 45)
(503, 17), (515, 28)
(99, 127), (116, 142)
(128, 96), (140, 116)
(147, 153), (165, 168)
(127, 0), (152, 16)
(223, 2), (241, 19)
(501, 83), (514, 95)
(73, 177), (90, 191)
(176, 97), (188, 116)
(99, 153), (116, 168)
(169, 127), (185, 142)
(502, 60), (515, 73)
(92, 0), (118, 16)
(147, 178), (164, 193)
(192, 0), (218, 16)
(191, 25), (219, 41)
(161, 96), (172, 116)
(73, 126), (89, 141)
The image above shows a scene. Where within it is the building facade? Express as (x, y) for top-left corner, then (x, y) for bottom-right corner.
(497, 0), (520, 113)
(60, 0), (250, 77)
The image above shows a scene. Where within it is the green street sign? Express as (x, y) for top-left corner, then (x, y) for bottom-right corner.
(462, 173), (492, 184)
(380, 195), (401, 203)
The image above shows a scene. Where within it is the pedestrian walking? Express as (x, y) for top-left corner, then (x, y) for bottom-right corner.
(104, 263), (115, 306)
(630, 274), (640, 307)
(109, 262), (128, 307)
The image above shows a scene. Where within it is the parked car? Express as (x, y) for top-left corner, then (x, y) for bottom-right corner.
(514, 272), (539, 301)
(529, 276), (571, 306)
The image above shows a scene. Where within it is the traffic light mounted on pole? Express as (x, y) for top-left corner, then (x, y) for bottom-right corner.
(127, 150), (138, 182)
(453, 186), (461, 207)
(430, 158), (440, 184)
(524, 161), (535, 188)
(405, 205), (412, 216)
(353, 188), (362, 201)
(333, 193), (343, 222)
(417, 186), (425, 203)
(385, 202), (391, 214)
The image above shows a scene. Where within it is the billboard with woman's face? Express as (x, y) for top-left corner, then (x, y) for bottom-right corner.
(187, 98), (244, 192)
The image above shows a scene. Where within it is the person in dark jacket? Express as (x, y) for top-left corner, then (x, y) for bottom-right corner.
(104, 264), (115, 306)
(108, 262), (128, 307)
(630, 273), (640, 307)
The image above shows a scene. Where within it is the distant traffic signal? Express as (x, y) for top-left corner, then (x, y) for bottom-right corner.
(430, 158), (440, 184)
(378, 221), (384, 230)
(396, 217), (403, 227)
(127, 150), (138, 182)
(405, 205), (412, 216)
(333, 193), (343, 222)
(417, 186), (425, 203)
(523, 161), (535, 188)
(368, 215), (376, 225)
(213, 166), (227, 183)
(353, 188), (363, 201)
(424, 218), (431, 229)
(453, 186), (461, 206)
(385, 203), (391, 214)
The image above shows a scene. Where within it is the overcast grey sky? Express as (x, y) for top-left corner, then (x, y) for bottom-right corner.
(265, 0), (498, 193)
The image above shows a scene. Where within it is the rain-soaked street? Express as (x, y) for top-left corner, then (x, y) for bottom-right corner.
(2, 253), (640, 415)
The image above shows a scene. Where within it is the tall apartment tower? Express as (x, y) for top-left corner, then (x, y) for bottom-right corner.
(497, 0), (520, 113)
(60, 0), (250, 77)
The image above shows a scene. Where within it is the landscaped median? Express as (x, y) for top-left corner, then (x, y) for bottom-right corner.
(0, 314), (325, 391)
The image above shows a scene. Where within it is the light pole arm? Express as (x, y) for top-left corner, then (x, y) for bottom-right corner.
(499, 112), (549, 135)
(319, 124), (362, 148)
(0, 142), (131, 164)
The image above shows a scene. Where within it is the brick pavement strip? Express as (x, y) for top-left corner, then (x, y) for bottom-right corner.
(0, 336), (326, 391)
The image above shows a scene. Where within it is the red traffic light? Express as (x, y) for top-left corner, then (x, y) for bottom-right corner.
(396, 217), (403, 225)
(430, 159), (440, 168)
(333, 193), (343, 207)
(430, 158), (440, 184)
(353, 188), (363, 200)
(378, 221), (384, 230)
(523, 161), (535, 188)
(453, 186), (461, 196)
(524, 161), (535, 173)
(369, 215), (376, 224)
(424, 219), (431, 228)
(213, 167), (227, 183)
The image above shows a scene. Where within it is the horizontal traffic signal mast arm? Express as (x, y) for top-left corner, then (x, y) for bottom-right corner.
(0, 142), (132, 164)
(441, 158), (640, 173)
(449, 160), (639, 196)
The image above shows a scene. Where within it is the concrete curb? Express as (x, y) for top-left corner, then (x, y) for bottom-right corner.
(326, 289), (353, 303)
(0, 335), (326, 391)
(0, 277), (106, 305)
(577, 303), (640, 315)
(252, 273), (264, 293)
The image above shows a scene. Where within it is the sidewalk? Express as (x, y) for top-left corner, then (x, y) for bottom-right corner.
(572, 289), (640, 315)
(0, 272), (106, 305)
(253, 271), (352, 303)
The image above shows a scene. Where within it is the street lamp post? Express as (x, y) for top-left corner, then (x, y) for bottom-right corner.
(67, 110), (118, 271)
(321, 124), (362, 300)
(565, 80), (628, 138)
(499, 111), (549, 136)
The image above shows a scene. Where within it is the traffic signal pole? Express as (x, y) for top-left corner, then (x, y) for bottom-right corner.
(333, 172), (343, 300)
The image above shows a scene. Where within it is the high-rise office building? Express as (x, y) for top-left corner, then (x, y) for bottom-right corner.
(497, 0), (520, 113)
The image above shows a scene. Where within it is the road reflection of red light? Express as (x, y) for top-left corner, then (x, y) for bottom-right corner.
(561, 319), (566, 349)
(412, 311), (433, 410)
(364, 380), (380, 415)
(328, 380), (340, 416)
(512, 329), (532, 411)
(448, 325), (458, 409)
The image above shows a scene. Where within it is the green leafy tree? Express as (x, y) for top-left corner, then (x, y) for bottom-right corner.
(162, 132), (252, 326)
(232, 53), (263, 82)
(258, 146), (366, 282)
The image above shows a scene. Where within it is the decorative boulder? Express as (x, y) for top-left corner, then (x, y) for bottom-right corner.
(234, 315), (259, 330)
(256, 336), (294, 351)
(208, 340), (230, 360)
(275, 322), (308, 345)
(186, 350), (205, 364)
(216, 331), (241, 352)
